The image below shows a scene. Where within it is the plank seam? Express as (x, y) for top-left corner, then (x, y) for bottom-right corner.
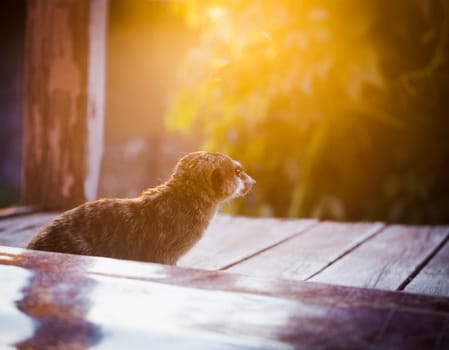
(218, 220), (320, 271)
(397, 227), (449, 292)
(304, 223), (386, 281)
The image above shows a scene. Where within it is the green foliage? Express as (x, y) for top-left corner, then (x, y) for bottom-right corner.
(167, 0), (449, 223)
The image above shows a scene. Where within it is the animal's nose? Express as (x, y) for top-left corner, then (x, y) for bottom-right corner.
(248, 175), (256, 185)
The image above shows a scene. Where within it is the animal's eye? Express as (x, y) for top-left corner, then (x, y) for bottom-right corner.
(235, 167), (242, 176)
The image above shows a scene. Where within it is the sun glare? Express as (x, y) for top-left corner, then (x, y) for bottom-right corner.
(207, 6), (225, 21)
(166, 0), (449, 221)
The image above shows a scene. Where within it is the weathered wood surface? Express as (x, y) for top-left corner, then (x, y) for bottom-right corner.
(179, 215), (317, 269)
(0, 213), (58, 247)
(405, 235), (449, 296)
(23, 0), (107, 210)
(310, 226), (449, 291)
(1, 245), (449, 350)
(227, 222), (384, 280)
(24, 0), (89, 210)
(1, 213), (449, 298)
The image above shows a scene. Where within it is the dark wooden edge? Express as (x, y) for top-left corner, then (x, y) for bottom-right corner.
(0, 206), (38, 219)
(2, 245), (449, 316)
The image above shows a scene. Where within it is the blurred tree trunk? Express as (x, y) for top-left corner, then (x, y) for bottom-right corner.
(23, 0), (106, 210)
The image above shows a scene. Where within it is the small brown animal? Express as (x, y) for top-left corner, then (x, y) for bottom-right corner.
(26, 151), (255, 265)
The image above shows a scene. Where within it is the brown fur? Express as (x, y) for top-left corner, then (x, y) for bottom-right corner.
(26, 151), (255, 265)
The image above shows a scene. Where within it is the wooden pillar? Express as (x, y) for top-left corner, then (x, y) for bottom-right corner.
(85, 0), (107, 202)
(23, 0), (107, 210)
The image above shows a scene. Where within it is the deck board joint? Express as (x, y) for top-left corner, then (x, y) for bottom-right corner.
(397, 227), (449, 291)
(305, 223), (386, 281)
(219, 220), (320, 271)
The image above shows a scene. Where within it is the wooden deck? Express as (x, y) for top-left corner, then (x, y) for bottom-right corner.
(1, 244), (449, 349)
(1, 212), (449, 349)
(1, 212), (449, 297)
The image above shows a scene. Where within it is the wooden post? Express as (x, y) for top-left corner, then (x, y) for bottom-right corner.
(23, 0), (107, 210)
(85, 0), (107, 202)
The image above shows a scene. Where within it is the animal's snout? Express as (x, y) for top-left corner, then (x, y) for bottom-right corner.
(240, 173), (255, 195)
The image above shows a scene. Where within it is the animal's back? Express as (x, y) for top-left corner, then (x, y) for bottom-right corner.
(26, 198), (144, 258)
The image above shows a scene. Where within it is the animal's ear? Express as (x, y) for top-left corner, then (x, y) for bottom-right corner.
(211, 168), (224, 194)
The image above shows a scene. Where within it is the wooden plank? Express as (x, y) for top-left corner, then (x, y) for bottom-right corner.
(178, 215), (316, 270)
(310, 225), (449, 290)
(23, 0), (108, 210)
(1, 245), (449, 350)
(227, 222), (384, 280)
(0, 213), (57, 232)
(435, 318), (449, 350)
(367, 309), (448, 350)
(0, 213), (58, 247)
(4, 245), (449, 313)
(405, 234), (449, 297)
